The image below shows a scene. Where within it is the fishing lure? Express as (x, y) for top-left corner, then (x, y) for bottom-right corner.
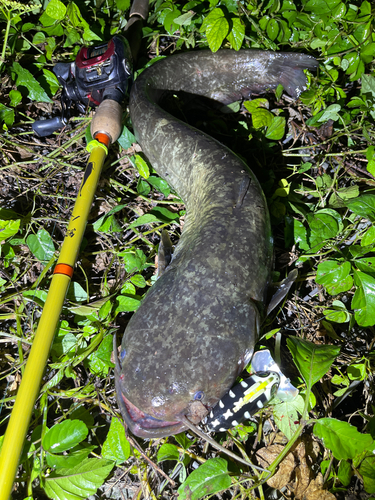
(205, 371), (280, 432)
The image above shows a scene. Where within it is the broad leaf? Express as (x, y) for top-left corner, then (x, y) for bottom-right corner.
(26, 228), (55, 262)
(43, 420), (88, 453)
(0, 219), (20, 241)
(46, 0), (67, 20)
(201, 8), (229, 52)
(46, 446), (95, 469)
(44, 458), (114, 500)
(359, 456), (375, 494)
(287, 337), (340, 387)
(102, 417), (131, 464)
(348, 194), (375, 222)
(314, 418), (373, 460)
(352, 270), (375, 326)
(115, 294), (141, 313)
(127, 213), (161, 229)
(12, 62), (52, 103)
(227, 17), (245, 50)
(273, 395), (304, 440)
(157, 443), (180, 462)
(178, 458), (231, 500)
(316, 260), (353, 295)
(118, 125), (136, 150)
(265, 115), (286, 140)
(134, 154), (150, 179)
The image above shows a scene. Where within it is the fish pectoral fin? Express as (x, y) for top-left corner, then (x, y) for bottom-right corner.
(266, 269), (298, 316)
(157, 229), (174, 278)
(234, 176), (251, 210)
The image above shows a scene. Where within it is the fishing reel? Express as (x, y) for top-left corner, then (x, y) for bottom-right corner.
(32, 36), (133, 137)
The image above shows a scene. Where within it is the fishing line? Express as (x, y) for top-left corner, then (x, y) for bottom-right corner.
(180, 415), (270, 474)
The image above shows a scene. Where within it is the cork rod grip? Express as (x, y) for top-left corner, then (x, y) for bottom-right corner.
(90, 99), (122, 144)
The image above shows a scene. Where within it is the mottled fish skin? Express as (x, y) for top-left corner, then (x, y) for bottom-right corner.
(116, 50), (317, 438)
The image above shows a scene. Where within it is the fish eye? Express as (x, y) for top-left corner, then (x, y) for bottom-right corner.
(193, 391), (204, 401)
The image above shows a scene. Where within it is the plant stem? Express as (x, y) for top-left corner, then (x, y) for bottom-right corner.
(0, 11), (11, 73)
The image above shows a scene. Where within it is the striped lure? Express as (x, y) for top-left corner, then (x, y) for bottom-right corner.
(205, 371), (280, 432)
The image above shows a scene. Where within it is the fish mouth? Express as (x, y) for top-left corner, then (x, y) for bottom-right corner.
(115, 378), (187, 438)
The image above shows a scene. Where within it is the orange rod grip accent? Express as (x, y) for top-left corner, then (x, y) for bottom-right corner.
(95, 132), (110, 147)
(53, 263), (74, 278)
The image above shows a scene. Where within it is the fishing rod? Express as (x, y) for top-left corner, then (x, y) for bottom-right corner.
(0, 1), (148, 498)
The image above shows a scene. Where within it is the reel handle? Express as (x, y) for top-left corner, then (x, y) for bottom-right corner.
(32, 116), (67, 137)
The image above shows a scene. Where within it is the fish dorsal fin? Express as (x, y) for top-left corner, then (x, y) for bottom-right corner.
(266, 269), (298, 316)
(157, 229), (173, 278)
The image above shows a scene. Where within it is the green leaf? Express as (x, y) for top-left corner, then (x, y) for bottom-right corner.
(147, 176), (170, 197)
(305, 0), (341, 15)
(338, 460), (352, 487)
(359, 456), (375, 493)
(43, 420), (89, 453)
(352, 270), (375, 326)
(0, 219), (20, 241)
(115, 0), (131, 10)
(174, 432), (195, 450)
(361, 74), (375, 98)
(313, 418), (373, 460)
(227, 17), (245, 50)
(308, 211), (339, 250)
(51, 331), (77, 358)
(287, 337), (340, 387)
(137, 178), (151, 196)
(316, 260), (353, 295)
(127, 213), (161, 229)
(178, 458), (231, 500)
(251, 108), (273, 129)
(202, 8), (229, 52)
(266, 18), (279, 41)
(22, 289), (48, 308)
(44, 458), (114, 500)
(318, 104), (341, 122)
(130, 274), (147, 288)
(347, 362), (366, 381)
(46, 446), (95, 469)
(174, 11), (196, 26)
(157, 443), (180, 462)
(33, 31), (46, 44)
(115, 295), (141, 313)
(102, 417), (131, 464)
(265, 115), (286, 140)
(12, 62), (52, 103)
(42, 68), (60, 95)
(118, 125), (135, 150)
(348, 194), (375, 222)
(273, 395), (304, 440)
(87, 335), (115, 376)
(163, 8), (181, 35)
(9, 89), (22, 107)
(134, 154), (150, 179)
(150, 206), (179, 222)
(291, 218), (309, 251)
(66, 282), (87, 303)
(46, 0), (67, 20)
(323, 300), (351, 323)
(26, 228), (55, 262)
(355, 257), (375, 277)
(0, 104), (15, 126)
(243, 98), (269, 113)
(121, 282), (135, 295)
(120, 249), (148, 273)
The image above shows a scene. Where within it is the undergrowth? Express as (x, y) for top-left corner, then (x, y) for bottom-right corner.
(0, 0), (375, 499)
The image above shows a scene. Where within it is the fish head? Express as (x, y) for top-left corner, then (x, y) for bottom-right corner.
(115, 331), (254, 438)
